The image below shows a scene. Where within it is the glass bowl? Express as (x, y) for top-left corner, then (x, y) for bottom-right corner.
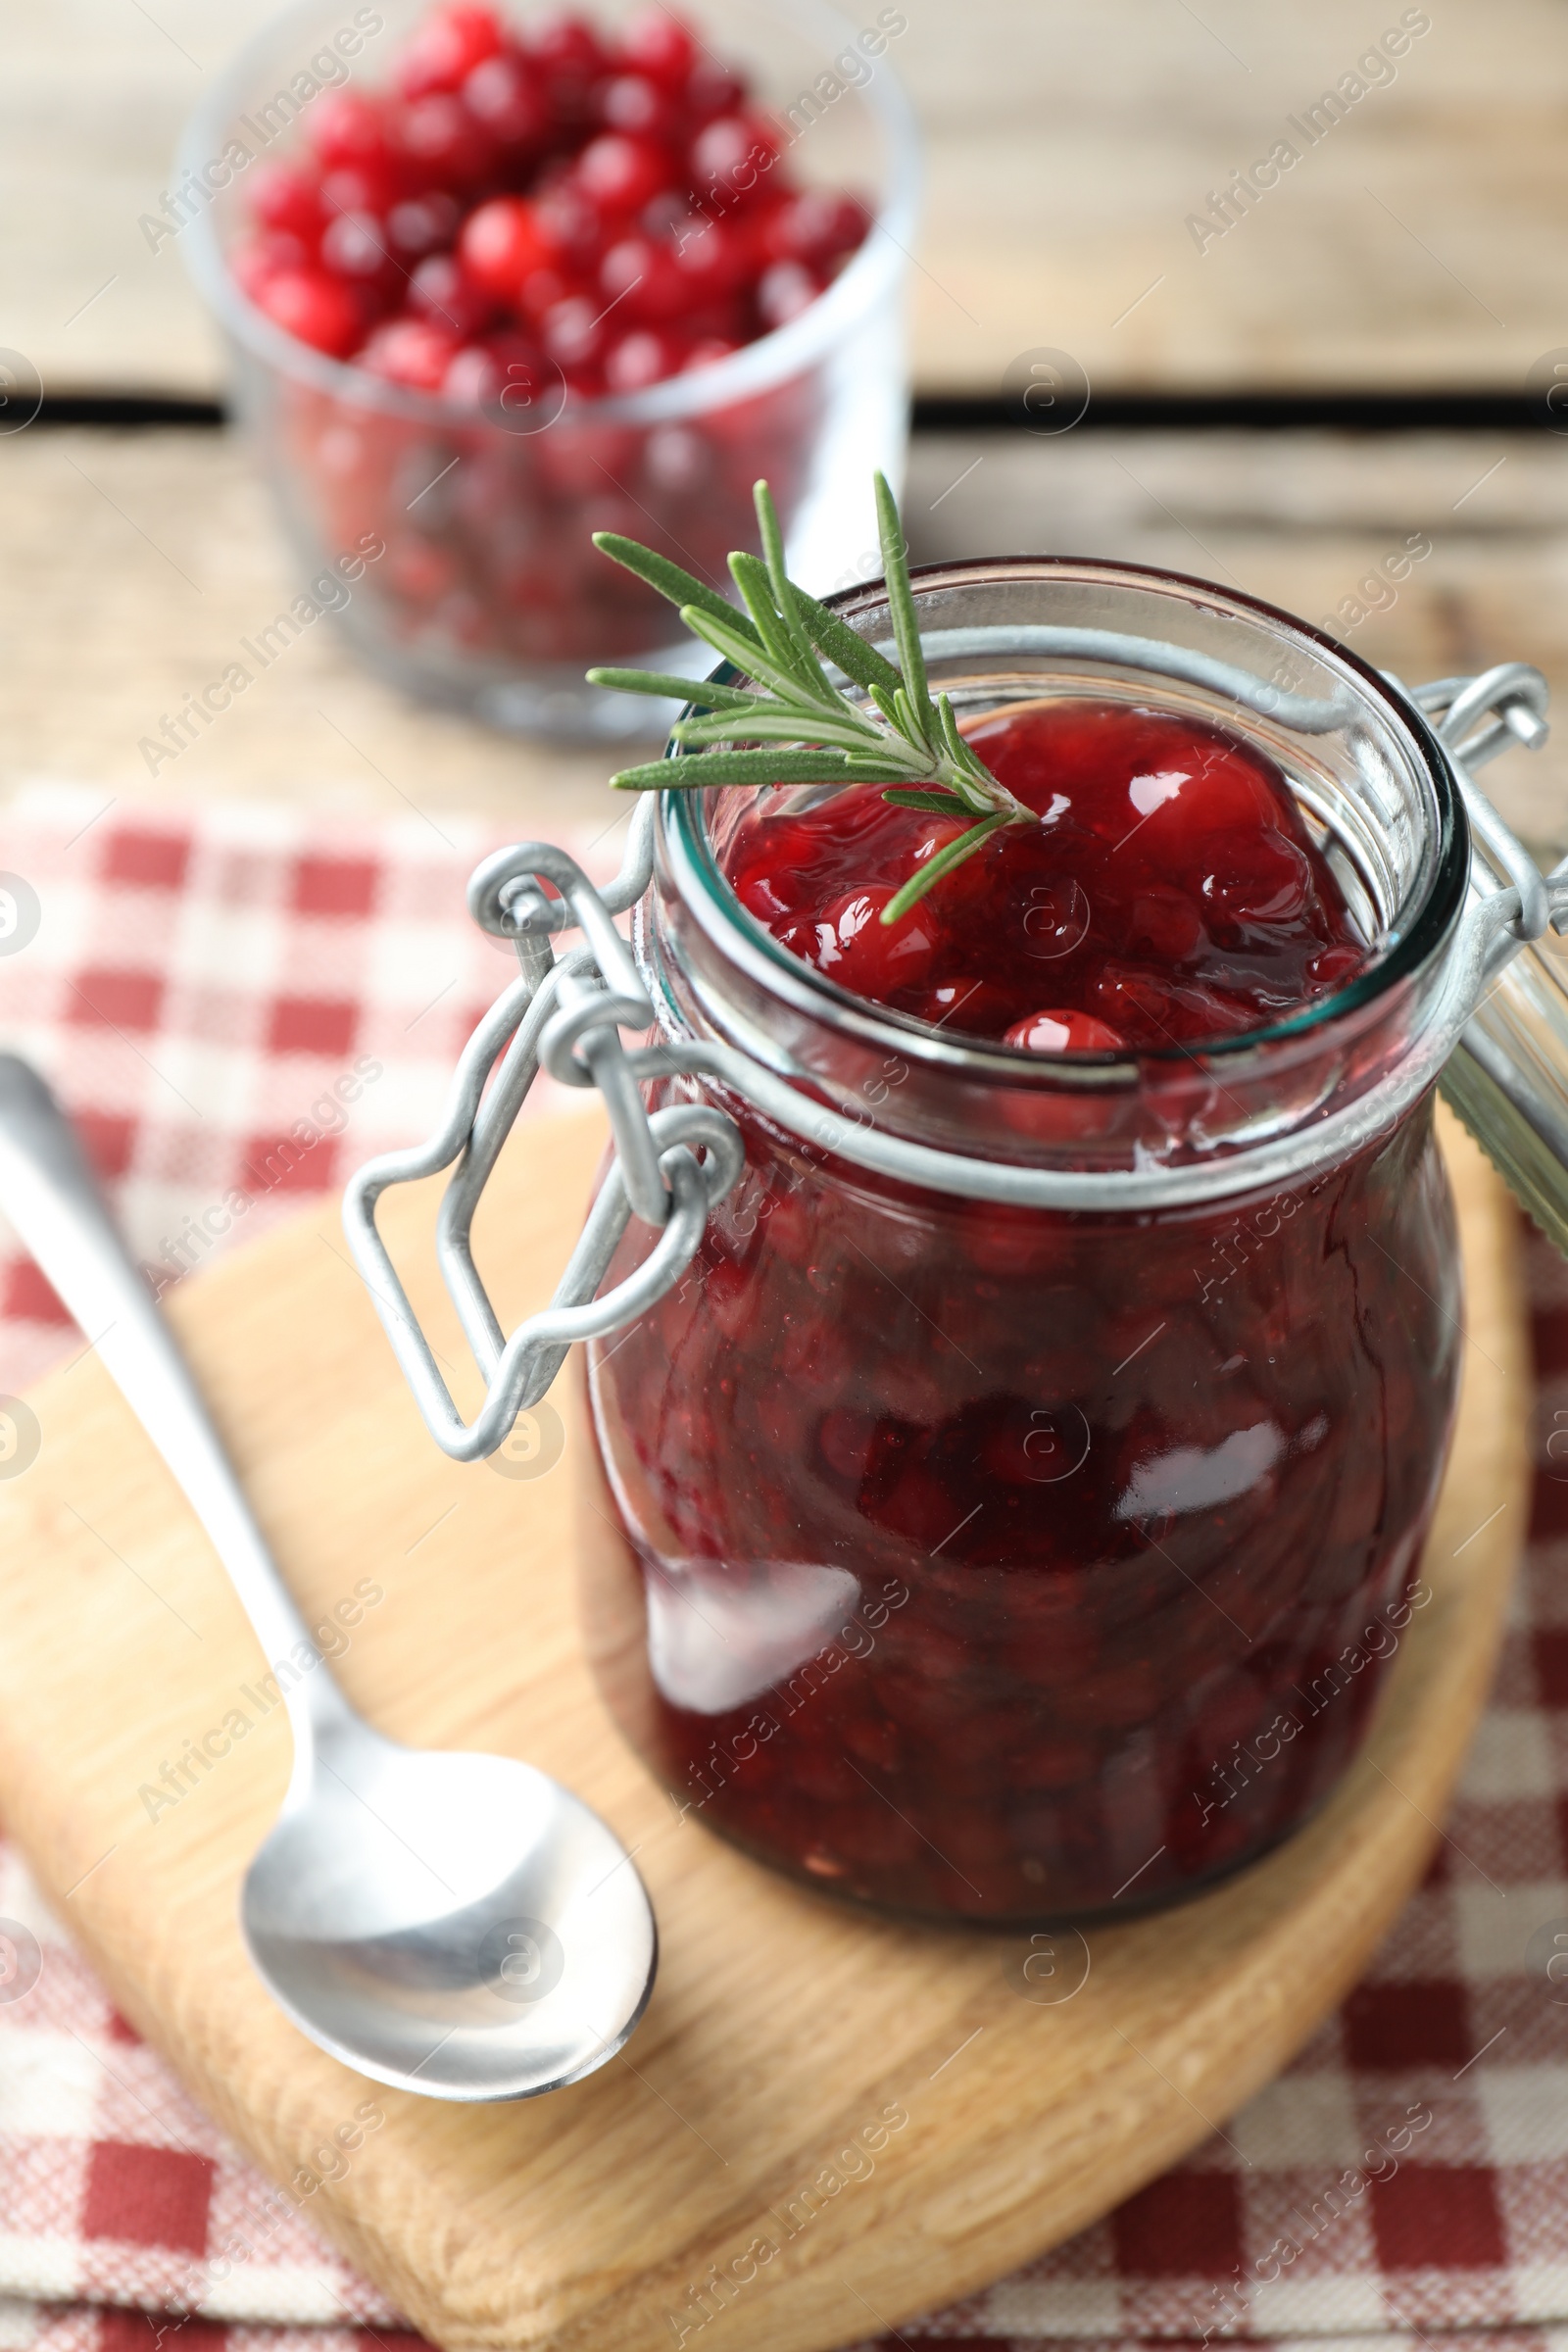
(178, 0), (919, 738)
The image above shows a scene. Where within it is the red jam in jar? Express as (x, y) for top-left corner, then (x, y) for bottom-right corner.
(582, 687), (1463, 1922)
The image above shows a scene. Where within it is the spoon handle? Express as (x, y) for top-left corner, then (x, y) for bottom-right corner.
(0, 1054), (340, 1721)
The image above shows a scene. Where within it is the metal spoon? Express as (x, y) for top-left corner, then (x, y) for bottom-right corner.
(0, 1054), (656, 2101)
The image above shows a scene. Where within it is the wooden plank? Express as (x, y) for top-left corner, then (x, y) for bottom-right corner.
(0, 1102), (1529, 2351)
(3, 0), (1564, 399)
(3, 425), (1567, 855)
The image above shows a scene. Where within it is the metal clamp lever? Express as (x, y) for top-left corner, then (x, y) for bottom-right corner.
(342, 797), (742, 1461)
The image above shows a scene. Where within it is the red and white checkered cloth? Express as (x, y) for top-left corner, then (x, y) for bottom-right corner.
(2, 784), (1568, 2352)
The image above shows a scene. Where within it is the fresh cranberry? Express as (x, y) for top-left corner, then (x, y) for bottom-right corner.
(408, 251), (495, 335)
(617, 7), (697, 88)
(395, 1), (503, 96)
(519, 11), (608, 123)
(595, 72), (680, 139)
(442, 328), (547, 409)
(387, 191), (462, 258)
(463, 52), (551, 151)
(319, 161), (402, 218)
(757, 259), (821, 328)
(359, 315), (464, 390)
(540, 292), (609, 373)
(248, 161), (324, 243)
(319, 210), (400, 293)
(600, 232), (687, 319)
(604, 325), (684, 391)
(392, 92), (498, 189)
(761, 191), (871, 266)
(572, 131), (675, 215)
(309, 89), (393, 170)
(255, 268), (363, 356)
(683, 58), (746, 122)
(459, 194), (561, 298)
(689, 112), (781, 203)
(672, 214), (753, 296)
(1004, 1009), (1126, 1054)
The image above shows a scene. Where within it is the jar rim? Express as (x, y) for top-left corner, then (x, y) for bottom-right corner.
(661, 552), (1472, 1076)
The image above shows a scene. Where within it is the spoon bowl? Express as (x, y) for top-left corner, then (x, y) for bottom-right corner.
(244, 1733), (656, 2099)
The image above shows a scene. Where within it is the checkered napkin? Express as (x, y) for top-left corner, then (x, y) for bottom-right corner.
(3, 785), (1568, 2352)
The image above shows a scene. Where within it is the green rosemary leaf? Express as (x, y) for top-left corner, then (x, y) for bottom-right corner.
(880, 788), (971, 813)
(610, 749), (861, 791)
(793, 588), (904, 700)
(670, 710), (885, 751)
(753, 481), (806, 639)
(935, 692), (971, 765)
(880, 810), (1011, 925)
(585, 666), (761, 710)
(874, 470), (933, 736)
(679, 603), (818, 706)
(592, 534), (763, 647)
(728, 552), (825, 697)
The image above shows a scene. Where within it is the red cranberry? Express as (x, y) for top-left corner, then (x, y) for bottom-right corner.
(442, 328), (547, 408)
(689, 112), (781, 203)
(255, 268), (363, 356)
(460, 194), (563, 299)
(572, 131), (675, 215)
(408, 251), (494, 334)
(387, 191), (462, 258)
(392, 92), (498, 189)
(520, 11), (609, 123)
(595, 72), (680, 139)
(761, 191), (871, 266)
(309, 89), (392, 169)
(359, 315), (464, 390)
(248, 161), (324, 243)
(604, 325), (684, 391)
(463, 52), (551, 150)
(320, 161), (402, 218)
(521, 10), (606, 75)
(541, 292), (609, 372)
(683, 58), (745, 122)
(757, 259), (821, 328)
(319, 210), (400, 292)
(395, 1), (503, 96)
(672, 214), (753, 296)
(617, 7), (697, 88)
(600, 232), (687, 320)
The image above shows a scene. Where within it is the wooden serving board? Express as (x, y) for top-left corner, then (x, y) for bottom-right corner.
(0, 1103), (1529, 2352)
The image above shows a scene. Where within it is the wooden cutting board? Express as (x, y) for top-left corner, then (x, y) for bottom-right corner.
(0, 1102), (1528, 2352)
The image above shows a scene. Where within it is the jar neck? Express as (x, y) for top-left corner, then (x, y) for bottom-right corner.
(639, 557), (1472, 1207)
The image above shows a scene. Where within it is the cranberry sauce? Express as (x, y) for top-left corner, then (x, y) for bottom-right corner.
(724, 699), (1368, 1046)
(580, 695), (1459, 1923)
(584, 1100), (1458, 1919)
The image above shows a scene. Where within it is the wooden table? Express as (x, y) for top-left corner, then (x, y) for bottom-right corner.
(5, 0), (1565, 401)
(3, 423), (1565, 853)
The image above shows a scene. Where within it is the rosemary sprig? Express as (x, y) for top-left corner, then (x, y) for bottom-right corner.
(585, 473), (1033, 925)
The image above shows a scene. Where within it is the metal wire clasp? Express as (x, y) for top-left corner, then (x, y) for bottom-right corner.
(342, 798), (742, 1461)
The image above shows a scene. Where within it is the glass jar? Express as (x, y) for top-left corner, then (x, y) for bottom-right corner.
(578, 556), (1485, 1924)
(177, 0), (917, 739)
(346, 557), (1562, 1926)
